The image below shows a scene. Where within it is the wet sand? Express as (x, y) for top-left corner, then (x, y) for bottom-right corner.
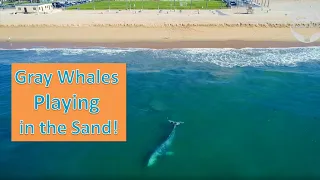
(1, 40), (320, 49)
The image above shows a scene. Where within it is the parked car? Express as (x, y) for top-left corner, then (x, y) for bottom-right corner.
(66, 2), (73, 6)
(1, 4), (15, 9)
(228, 1), (237, 6)
(7, 4), (15, 8)
(52, 2), (65, 8)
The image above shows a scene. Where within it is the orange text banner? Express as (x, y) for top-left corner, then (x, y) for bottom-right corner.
(11, 63), (126, 142)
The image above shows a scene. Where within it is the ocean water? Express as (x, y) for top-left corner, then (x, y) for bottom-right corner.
(0, 47), (320, 179)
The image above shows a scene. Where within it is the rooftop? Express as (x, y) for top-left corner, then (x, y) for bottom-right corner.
(15, 3), (52, 7)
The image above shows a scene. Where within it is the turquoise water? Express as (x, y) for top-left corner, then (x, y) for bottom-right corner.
(0, 47), (320, 179)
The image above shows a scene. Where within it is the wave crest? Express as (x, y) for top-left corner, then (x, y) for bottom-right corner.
(0, 47), (320, 68)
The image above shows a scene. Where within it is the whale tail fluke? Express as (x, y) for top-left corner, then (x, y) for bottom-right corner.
(168, 120), (184, 126)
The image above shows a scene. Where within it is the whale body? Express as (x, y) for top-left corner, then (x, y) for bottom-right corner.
(147, 120), (184, 167)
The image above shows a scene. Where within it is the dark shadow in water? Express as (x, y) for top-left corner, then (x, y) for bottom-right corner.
(140, 120), (174, 169)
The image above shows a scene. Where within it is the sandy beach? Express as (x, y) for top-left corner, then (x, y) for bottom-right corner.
(0, 0), (320, 48)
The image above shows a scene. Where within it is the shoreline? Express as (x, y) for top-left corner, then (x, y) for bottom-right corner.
(1, 40), (320, 49)
(1, 26), (320, 48)
(0, 26), (319, 49)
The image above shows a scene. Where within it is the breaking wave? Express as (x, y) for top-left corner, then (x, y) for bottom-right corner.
(0, 46), (320, 68)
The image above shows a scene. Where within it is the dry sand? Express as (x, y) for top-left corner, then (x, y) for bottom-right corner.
(0, 0), (319, 47)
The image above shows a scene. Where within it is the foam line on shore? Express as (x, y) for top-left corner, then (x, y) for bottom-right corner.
(0, 22), (319, 28)
(1, 46), (320, 68)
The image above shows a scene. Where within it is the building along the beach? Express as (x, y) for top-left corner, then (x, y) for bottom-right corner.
(15, 3), (53, 14)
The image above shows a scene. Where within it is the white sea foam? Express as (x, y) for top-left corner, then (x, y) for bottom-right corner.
(173, 47), (320, 67)
(0, 47), (319, 68)
(28, 47), (146, 56)
(0, 47), (146, 54)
